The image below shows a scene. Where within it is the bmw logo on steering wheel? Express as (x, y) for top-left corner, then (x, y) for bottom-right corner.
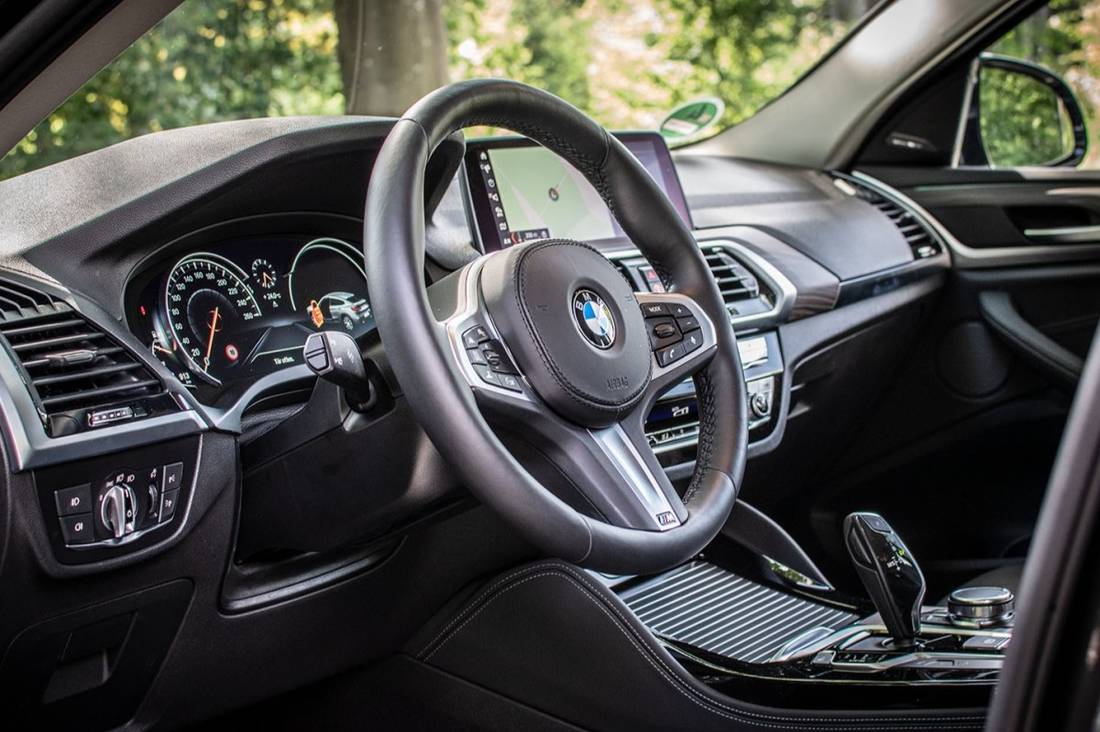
(572, 288), (616, 350)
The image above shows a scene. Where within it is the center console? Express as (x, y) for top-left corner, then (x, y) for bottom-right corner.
(607, 510), (1013, 706)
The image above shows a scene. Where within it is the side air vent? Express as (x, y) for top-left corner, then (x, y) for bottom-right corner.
(0, 279), (172, 436)
(834, 175), (941, 260)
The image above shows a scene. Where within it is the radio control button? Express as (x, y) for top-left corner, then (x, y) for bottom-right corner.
(668, 303), (692, 318)
(676, 315), (700, 332)
(640, 302), (670, 318)
(647, 317), (682, 350)
(59, 513), (94, 545)
(55, 484), (92, 517)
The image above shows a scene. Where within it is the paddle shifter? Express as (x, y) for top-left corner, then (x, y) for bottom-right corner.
(844, 512), (926, 645)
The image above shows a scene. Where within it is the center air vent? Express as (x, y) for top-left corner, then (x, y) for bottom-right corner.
(701, 246), (774, 318)
(0, 278), (171, 436)
(613, 244), (775, 322)
(834, 175), (941, 260)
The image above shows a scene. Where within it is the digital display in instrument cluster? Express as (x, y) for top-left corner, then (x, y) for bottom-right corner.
(130, 235), (374, 403)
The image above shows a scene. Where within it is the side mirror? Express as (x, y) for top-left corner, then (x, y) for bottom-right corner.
(959, 53), (1088, 167)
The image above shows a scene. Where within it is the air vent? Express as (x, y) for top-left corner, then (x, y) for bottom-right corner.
(701, 246), (774, 319)
(0, 279), (169, 436)
(834, 175), (941, 260)
(612, 245), (774, 321)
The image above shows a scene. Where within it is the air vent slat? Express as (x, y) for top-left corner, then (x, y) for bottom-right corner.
(0, 277), (169, 436)
(32, 362), (145, 387)
(39, 379), (162, 409)
(21, 346), (125, 370)
(11, 331), (105, 352)
(701, 246), (772, 316)
(0, 318), (85, 337)
(835, 175), (942, 260)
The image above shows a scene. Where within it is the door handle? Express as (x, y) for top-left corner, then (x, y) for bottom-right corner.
(1023, 224), (1100, 245)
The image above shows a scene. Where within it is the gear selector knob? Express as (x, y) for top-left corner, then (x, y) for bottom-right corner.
(844, 512), (926, 644)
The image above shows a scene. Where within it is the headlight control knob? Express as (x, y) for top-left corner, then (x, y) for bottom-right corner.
(750, 391), (770, 419)
(100, 483), (136, 540)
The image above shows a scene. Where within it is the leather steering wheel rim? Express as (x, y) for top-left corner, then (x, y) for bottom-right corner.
(365, 79), (748, 575)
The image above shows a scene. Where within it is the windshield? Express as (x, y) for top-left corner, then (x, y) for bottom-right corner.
(0, 0), (875, 180)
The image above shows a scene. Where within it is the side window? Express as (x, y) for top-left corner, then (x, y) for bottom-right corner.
(962, 1), (1096, 169)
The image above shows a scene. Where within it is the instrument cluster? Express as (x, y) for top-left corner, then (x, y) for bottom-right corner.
(129, 234), (374, 404)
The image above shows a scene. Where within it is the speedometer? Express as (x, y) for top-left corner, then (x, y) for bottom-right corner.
(164, 254), (263, 385)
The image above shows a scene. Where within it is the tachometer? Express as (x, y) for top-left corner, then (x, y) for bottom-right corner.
(164, 254), (263, 385)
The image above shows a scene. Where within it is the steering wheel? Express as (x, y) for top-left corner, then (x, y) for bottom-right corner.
(365, 80), (748, 575)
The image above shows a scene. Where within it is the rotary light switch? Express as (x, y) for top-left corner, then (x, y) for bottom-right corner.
(100, 482), (137, 539)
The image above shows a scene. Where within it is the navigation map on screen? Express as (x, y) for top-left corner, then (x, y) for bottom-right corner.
(481, 146), (617, 245)
(468, 134), (690, 250)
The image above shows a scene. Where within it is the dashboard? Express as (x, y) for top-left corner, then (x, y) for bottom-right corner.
(0, 115), (961, 731)
(127, 229), (374, 405)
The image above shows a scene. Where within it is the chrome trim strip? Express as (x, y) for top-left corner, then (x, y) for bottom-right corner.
(819, 650), (1005, 673)
(588, 423), (681, 531)
(853, 170), (1100, 268)
(1022, 224), (1100, 244)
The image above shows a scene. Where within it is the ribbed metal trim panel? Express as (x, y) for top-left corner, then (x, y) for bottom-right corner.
(620, 561), (857, 664)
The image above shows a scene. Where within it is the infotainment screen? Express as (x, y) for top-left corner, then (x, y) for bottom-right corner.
(464, 132), (692, 251)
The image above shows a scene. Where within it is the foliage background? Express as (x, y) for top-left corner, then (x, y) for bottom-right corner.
(0, 0), (865, 180)
(8, 0), (1100, 179)
(986, 0), (1100, 167)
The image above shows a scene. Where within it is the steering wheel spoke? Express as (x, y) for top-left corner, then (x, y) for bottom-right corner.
(439, 254), (533, 402)
(635, 291), (720, 406)
(468, 379), (686, 532)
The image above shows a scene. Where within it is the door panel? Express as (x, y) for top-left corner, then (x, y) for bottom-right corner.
(796, 165), (1100, 598)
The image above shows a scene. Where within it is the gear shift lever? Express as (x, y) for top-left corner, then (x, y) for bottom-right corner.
(844, 512), (926, 645)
